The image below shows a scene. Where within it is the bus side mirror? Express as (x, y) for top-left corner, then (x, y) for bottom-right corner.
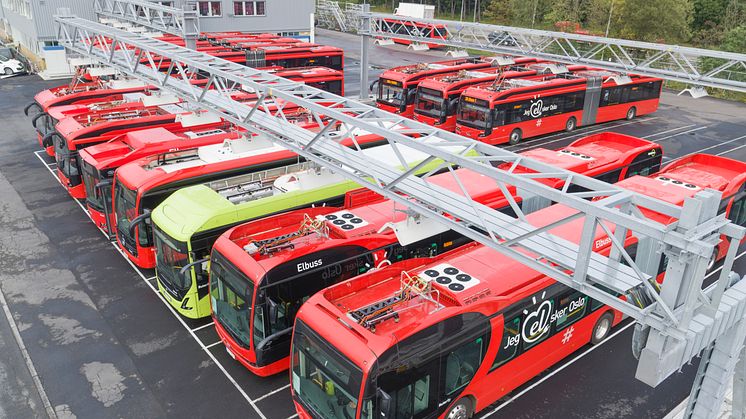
(128, 209), (151, 238)
(179, 257), (210, 278)
(377, 389), (392, 418)
(268, 299), (279, 324)
(448, 98), (459, 114)
(369, 79), (379, 93)
(407, 89), (417, 104)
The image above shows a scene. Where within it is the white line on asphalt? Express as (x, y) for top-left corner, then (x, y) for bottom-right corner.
(0, 269), (58, 419)
(255, 384), (291, 403)
(654, 126), (708, 142)
(36, 152), (270, 418)
(717, 143), (746, 156)
(204, 341), (223, 350)
(191, 322), (215, 332)
(286, 414), (299, 419)
(516, 117), (662, 152)
(662, 134), (746, 161)
(644, 124), (697, 138)
(479, 249), (746, 418)
(145, 276), (156, 281)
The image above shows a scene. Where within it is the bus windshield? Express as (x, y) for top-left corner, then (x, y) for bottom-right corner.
(378, 82), (405, 107)
(292, 319), (364, 419)
(153, 226), (192, 294)
(210, 252), (254, 348)
(457, 101), (492, 130)
(414, 90), (445, 119)
(114, 181), (139, 251)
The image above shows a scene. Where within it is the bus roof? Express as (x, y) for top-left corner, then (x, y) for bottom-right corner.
(216, 132), (657, 276)
(379, 57), (495, 83)
(151, 138), (471, 242)
(313, 203), (607, 357)
(616, 153), (746, 211)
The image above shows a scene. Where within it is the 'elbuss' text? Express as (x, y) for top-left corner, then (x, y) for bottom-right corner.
(297, 259), (323, 273)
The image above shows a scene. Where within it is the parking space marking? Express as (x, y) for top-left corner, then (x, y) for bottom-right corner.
(479, 249), (746, 418)
(191, 322), (214, 332)
(654, 125), (708, 142)
(663, 134), (746, 161)
(515, 117), (661, 152)
(717, 143), (746, 156)
(255, 384), (291, 403)
(204, 341), (223, 350)
(34, 153), (273, 419)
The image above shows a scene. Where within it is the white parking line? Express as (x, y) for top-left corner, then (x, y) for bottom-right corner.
(191, 322), (215, 332)
(644, 124), (697, 138)
(479, 249), (746, 418)
(663, 134), (746, 161)
(255, 384), (291, 403)
(35, 153), (269, 419)
(717, 142), (746, 156)
(516, 117), (661, 152)
(654, 125), (707, 142)
(204, 341), (223, 350)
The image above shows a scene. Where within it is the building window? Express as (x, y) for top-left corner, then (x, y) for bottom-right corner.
(234, 1), (265, 16)
(198, 1), (222, 17)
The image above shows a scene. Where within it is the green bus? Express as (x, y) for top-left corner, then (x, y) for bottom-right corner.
(151, 142), (471, 318)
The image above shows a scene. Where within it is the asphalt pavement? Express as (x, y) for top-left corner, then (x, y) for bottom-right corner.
(0, 31), (744, 419)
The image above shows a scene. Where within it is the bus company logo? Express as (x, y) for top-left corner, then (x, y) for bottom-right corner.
(524, 99), (558, 119)
(297, 259), (322, 273)
(521, 292), (553, 344)
(594, 237), (612, 250)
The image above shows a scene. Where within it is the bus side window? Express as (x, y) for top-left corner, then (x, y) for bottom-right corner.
(492, 106), (506, 126)
(554, 291), (588, 330)
(490, 316), (520, 371)
(625, 149), (662, 178)
(594, 168), (623, 185)
(444, 336), (485, 395)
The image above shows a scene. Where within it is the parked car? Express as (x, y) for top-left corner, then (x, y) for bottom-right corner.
(0, 44), (28, 75)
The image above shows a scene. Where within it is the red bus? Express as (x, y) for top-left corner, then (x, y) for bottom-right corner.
(47, 99), (219, 199)
(289, 153), (746, 419)
(27, 78), (153, 152)
(455, 69), (662, 145)
(381, 18), (449, 48)
(412, 65), (552, 131)
(112, 127), (388, 269)
(375, 57), (540, 117)
(146, 44), (344, 71)
(78, 124), (242, 234)
(207, 132), (662, 376)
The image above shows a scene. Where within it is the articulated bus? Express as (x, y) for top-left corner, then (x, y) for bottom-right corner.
(47, 99), (217, 199)
(374, 57), (508, 117)
(290, 153), (746, 419)
(112, 127), (392, 270)
(79, 124), (242, 234)
(208, 132), (662, 376)
(411, 63), (579, 131)
(380, 18), (449, 48)
(26, 78), (152, 153)
(151, 136), (473, 319)
(455, 69), (662, 145)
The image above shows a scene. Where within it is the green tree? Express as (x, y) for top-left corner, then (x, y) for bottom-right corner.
(615, 0), (693, 42)
(693, 0), (728, 29)
(721, 25), (746, 52)
(482, 0), (514, 24)
(585, 0), (615, 34)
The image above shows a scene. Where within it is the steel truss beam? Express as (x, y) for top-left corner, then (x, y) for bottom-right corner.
(319, 3), (746, 93)
(54, 14), (745, 389)
(93, 0), (199, 39)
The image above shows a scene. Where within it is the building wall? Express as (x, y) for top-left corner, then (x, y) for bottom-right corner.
(184, 0), (313, 34)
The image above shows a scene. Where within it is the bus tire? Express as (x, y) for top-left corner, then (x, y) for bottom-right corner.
(565, 117), (577, 132)
(591, 312), (614, 345)
(508, 129), (522, 145)
(446, 398), (473, 419)
(626, 107), (637, 120)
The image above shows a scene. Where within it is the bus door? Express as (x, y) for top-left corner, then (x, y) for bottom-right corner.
(581, 76), (602, 126)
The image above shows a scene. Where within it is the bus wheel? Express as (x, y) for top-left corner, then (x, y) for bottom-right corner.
(591, 312), (614, 345)
(626, 107), (637, 120)
(565, 117), (577, 132)
(508, 129), (522, 145)
(446, 398), (473, 419)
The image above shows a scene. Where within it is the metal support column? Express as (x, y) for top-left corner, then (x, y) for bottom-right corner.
(359, 4), (371, 100)
(733, 343), (746, 419)
(183, 1), (198, 50)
